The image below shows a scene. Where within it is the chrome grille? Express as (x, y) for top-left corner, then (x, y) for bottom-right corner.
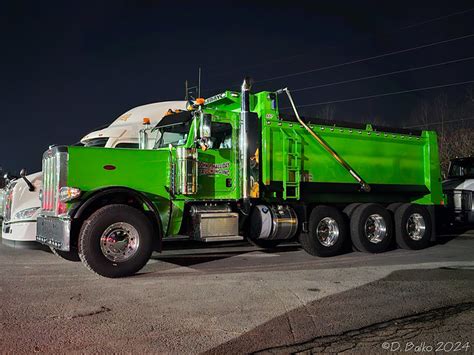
(0, 189), (6, 219)
(41, 147), (68, 216)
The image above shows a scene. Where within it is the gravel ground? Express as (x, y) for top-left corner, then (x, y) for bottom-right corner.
(0, 230), (472, 354)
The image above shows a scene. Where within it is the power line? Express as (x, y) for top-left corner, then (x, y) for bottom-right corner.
(404, 116), (474, 128)
(280, 80), (474, 109)
(204, 6), (474, 86)
(255, 33), (474, 84)
(292, 56), (474, 93)
(399, 7), (474, 30)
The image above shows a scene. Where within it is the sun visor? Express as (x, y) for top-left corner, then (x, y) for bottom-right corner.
(154, 111), (193, 129)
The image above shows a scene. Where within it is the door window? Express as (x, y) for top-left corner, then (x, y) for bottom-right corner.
(210, 122), (233, 149)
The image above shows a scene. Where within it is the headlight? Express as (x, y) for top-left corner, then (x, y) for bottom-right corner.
(59, 187), (82, 202)
(14, 206), (40, 220)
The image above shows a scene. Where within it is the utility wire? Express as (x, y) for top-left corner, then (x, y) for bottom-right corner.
(255, 33), (474, 84)
(404, 116), (474, 128)
(399, 7), (474, 30)
(292, 56), (474, 93)
(280, 80), (474, 109)
(204, 6), (474, 84)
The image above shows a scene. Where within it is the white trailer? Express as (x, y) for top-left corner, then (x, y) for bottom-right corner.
(1, 101), (186, 248)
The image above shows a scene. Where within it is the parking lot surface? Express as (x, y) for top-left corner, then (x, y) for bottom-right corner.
(0, 230), (473, 353)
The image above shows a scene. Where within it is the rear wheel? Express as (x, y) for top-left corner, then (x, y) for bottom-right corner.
(394, 203), (432, 250)
(343, 203), (361, 219)
(49, 246), (81, 262)
(300, 205), (348, 257)
(387, 202), (404, 214)
(342, 203), (362, 251)
(350, 203), (393, 253)
(78, 204), (154, 278)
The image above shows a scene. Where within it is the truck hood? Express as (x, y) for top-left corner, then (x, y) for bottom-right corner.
(7, 171), (42, 221)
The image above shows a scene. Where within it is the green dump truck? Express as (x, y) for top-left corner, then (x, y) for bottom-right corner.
(36, 79), (444, 277)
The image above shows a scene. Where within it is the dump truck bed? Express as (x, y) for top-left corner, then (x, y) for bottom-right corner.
(261, 116), (443, 205)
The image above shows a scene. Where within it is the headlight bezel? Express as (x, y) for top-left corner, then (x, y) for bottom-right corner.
(13, 206), (40, 221)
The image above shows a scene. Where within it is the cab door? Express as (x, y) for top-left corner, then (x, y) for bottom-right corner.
(197, 120), (237, 199)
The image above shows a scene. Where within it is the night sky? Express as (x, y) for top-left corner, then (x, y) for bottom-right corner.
(1, 0), (474, 173)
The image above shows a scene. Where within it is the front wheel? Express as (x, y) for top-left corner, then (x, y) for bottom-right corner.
(78, 204), (154, 278)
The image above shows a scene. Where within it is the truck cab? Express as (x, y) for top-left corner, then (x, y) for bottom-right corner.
(1, 101), (186, 248)
(443, 157), (474, 225)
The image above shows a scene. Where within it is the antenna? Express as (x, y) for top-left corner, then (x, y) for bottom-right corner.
(198, 67), (202, 98)
(185, 80), (189, 101)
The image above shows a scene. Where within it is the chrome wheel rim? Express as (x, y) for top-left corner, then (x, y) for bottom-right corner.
(316, 217), (340, 247)
(100, 222), (140, 262)
(364, 214), (387, 244)
(406, 213), (426, 241)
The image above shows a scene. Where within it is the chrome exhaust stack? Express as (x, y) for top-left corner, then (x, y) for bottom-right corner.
(239, 77), (252, 204)
(239, 77), (261, 213)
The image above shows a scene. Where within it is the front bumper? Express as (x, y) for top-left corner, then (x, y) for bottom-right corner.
(36, 215), (71, 251)
(455, 210), (474, 225)
(2, 220), (39, 249)
(444, 209), (474, 226)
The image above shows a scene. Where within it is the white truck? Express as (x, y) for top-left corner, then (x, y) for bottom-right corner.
(1, 101), (186, 248)
(443, 157), (474, 226)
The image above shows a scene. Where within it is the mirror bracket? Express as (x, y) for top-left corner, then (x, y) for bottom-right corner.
(20, 169), (35, 192)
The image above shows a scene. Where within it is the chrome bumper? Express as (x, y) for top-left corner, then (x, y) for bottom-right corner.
(36, 215), (71, 251)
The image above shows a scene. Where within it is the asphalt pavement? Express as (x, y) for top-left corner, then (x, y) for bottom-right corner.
(0, 230), (473, 353)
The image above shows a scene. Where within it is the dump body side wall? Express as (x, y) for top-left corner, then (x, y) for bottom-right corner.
(261, 119), (443, 205)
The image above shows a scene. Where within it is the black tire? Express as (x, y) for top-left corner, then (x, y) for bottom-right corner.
(342, 203), (361, 219)
(343, 204), (362, 250)
(394, 203), (432, 250)
(350, 203), (393, 253)
(78, 204), (154, 278)
(50, 246), (81, 262)
(387, 202), (404, 214)
(299, 205), (348, 257)
(247, 238), (282, 249)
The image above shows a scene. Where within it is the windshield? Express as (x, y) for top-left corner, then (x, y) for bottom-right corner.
(154, 123), (190, 149)
(83, 138), (108, 147)
(448, 160), (474, 178)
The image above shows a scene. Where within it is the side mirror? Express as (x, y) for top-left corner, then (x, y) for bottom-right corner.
(200, 114), (212, 139)
(138, 117), (152, 149)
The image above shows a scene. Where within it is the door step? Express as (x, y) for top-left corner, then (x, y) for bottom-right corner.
(200, 235), (244, 242)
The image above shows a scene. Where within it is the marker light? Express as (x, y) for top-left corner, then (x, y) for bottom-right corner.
(143, 117), (151, 125)
(195, 98), (205, 105)
(59, 187), (82, 202)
